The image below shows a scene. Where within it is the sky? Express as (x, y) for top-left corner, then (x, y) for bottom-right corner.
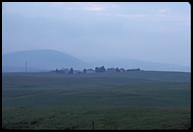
(2, 2), (191, 67)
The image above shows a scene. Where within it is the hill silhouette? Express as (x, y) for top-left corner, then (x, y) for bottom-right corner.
(3, 49), (87, 72)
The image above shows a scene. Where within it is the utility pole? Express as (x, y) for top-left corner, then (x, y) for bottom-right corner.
(25, 61), (27, 72)
(92, 120), (95, 130)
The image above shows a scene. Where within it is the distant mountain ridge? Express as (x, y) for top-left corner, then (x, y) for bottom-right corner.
(2, 49), (87, 72)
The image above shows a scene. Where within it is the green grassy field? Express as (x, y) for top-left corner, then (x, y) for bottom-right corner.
(2, 71), (191, 130)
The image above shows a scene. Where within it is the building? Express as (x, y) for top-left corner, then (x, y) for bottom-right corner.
(85, 69), (95, 74)
(107, 68), (116, 72)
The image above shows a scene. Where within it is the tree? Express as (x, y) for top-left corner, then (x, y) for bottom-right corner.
(95, 66), (105, 72)
(83, 69), (87, 73)
(116, 67), (120, 72)
(95, 67), (99, 72)
(69, 67), (74, 74)
(100, 66), (105, 72)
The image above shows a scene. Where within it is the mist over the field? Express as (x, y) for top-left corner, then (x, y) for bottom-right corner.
(2, 2), (191, 72)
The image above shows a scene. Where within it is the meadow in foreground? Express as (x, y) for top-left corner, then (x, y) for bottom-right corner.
(2, 71), (191, 130)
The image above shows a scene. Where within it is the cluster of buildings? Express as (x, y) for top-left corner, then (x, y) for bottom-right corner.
(52, 66), (141, 74)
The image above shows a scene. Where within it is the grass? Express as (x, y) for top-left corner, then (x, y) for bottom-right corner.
(2, 71), (191, 130)
(2, 106), (190, 130)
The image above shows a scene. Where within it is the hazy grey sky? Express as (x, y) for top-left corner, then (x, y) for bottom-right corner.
(2, 2), (190, 66)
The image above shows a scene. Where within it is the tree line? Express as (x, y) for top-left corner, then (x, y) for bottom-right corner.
(52, 66), (141, 74)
